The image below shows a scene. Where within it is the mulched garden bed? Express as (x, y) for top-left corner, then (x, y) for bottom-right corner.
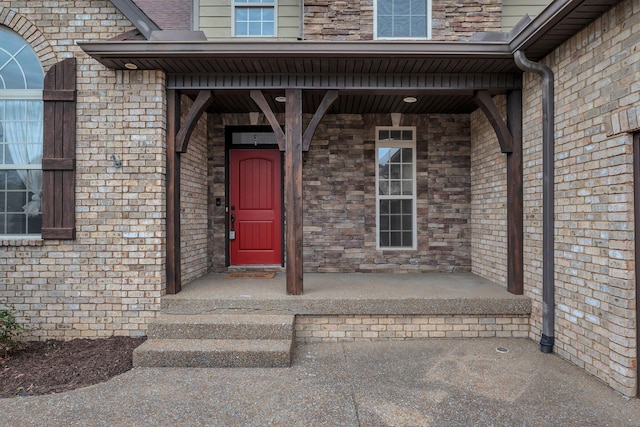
(0, 336), (145, 398)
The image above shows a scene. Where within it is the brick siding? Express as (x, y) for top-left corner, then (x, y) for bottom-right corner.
(522, 0), (639, 397)
(295, 315), (529, 342)
(470, 96), (508, 286)
(0, 2), (166, 339)
(180, 95), (209, 284)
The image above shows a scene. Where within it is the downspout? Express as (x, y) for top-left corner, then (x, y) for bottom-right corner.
(513, 50), (555, 354)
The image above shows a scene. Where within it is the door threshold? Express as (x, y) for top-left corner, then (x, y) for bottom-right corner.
(228, 265), (285, 273)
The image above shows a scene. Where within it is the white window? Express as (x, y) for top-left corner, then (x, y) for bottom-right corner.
(233, 0), (276, 37)
(0, 27), (44, 236)
(376, 127), (417, 250)
(375, 0), (432, 40)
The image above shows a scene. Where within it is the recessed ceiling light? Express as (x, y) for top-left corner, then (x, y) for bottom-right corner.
(124, 63), (138, 70)
(403, 96), (418, 103)
(275, 96), (286, 103)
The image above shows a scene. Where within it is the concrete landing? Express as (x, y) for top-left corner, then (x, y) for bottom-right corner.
(163, 272), (531, 316)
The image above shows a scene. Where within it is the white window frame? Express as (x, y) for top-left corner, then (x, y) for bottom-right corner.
(375, 126), (417, 250)
(0, 25), (45, 238)
(0, 89), (43, 238)
(232, 0), (278, 38)
(374, 0), (432, 40)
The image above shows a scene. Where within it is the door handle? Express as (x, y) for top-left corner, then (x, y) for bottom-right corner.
(229, 214), (236, 240)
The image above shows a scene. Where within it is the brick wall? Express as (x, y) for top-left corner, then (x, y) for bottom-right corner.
(470, 96), (508, 286)
(295, 315), (529, 343)
(522, 0), (639, 397)
(303, 0), (501, 41)
(180, 96), (209, 284)
(208, 113), (471, 273)
(0, 2), (166, 339)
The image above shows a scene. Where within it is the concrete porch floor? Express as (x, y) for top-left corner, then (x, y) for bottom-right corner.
(164, 273), (531, 316)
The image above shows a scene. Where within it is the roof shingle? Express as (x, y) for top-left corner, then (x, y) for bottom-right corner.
(133, 0), (191, 31)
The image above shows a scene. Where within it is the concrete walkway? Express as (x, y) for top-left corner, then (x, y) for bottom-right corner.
(2, 339), (640, 426)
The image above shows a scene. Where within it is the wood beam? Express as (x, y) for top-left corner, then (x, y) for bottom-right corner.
(285, 88), (303, 295)
(250, 90), (285, 150)
(474, 90), (514, 153)
(303, 90), (338, 152)
(176, 90), (214, 153)
(507, 90), (523, 295)
(166, 89), (181, 294)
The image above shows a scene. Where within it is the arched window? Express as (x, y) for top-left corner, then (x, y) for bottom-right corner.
(0, 27), (44, 235)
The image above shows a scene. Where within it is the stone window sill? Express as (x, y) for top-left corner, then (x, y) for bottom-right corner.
(0, 238), (44, 247)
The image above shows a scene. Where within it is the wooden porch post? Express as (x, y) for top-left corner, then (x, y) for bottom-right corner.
(166, 89), (181, 294)
(474, 90), (523, 295)
(285, 88), (304, 295)
(507, 90), (524, 295)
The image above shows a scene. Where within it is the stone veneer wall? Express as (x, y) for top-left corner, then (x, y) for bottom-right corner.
(0, 3), (166, 339)
(208, 113), (471, 273)
(304, 0), (373, 40)
(470, 96), (508, 286)
(180, 96), (209, 284)
(303, 0), (501, 41)
(522, 0), (639, 397)
(431, 0), (502, 40)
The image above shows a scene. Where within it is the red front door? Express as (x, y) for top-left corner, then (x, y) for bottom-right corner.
(229, 149), (282, 265)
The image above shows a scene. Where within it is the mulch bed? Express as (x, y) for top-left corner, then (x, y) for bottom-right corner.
(0, 336), (146, 398)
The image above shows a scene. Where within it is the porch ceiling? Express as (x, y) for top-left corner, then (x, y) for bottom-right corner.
(182, 90), (500, 115)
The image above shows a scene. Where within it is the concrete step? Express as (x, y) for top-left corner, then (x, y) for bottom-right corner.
(133, 338), (293, 368)
(147, 314), (295, 340)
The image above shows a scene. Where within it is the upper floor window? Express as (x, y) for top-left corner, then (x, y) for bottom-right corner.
(0, 27), (44, 236)
(375, 0), (432, 40)
(234, 0), (276, 37)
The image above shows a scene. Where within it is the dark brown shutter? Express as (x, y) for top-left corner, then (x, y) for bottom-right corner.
(42, 58), (76, 240)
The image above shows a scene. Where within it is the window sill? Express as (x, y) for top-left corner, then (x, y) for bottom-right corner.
(0, 237), (44, 247)
(377, 247), (417, 251)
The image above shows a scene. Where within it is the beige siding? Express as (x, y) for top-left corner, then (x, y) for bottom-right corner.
(502, 0), (552, 31)
(278, 2), (300, 38)
(198, 0), (299, 39)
